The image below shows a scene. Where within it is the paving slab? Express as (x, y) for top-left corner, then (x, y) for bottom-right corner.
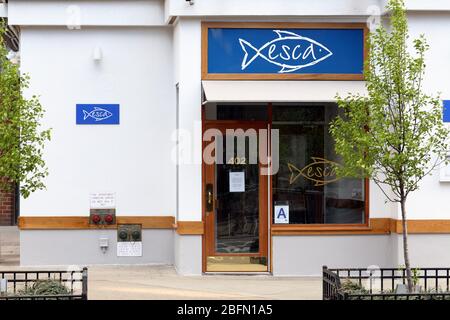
(87, 265), (322, 300)
(0, 226), (19, 266)
(0, 264), (321, 299)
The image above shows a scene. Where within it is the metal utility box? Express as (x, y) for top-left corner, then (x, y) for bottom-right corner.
(89, 209), (116, 225)
(117, 224), (142, 242)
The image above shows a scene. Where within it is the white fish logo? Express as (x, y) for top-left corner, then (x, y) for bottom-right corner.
(83, 107), (113, 121)
(239, 30), (333, 73)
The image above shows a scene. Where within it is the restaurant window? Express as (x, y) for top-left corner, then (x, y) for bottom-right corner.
(204, 103), (268, 121)
(272, 103), (366, 225)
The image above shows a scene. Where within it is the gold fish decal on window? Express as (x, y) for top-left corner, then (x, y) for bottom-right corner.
(288, 157), (341, 186)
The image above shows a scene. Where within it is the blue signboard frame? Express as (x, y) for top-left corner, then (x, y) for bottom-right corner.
(202, 22), (367, 80)
(444, 100), (450, 123)
(76, 104), (120, 125)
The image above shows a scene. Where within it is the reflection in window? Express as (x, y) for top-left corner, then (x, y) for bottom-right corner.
(205, 103), (268, 121)
(272, 104), (365, 225)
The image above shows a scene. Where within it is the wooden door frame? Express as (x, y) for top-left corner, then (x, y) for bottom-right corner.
(201, 118), (270, 273)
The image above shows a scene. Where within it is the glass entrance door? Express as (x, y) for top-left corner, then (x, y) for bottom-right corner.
(203, 122), (268, 272)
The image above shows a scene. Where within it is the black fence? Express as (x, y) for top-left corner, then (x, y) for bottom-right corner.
(323, 266), (450, 300)
(0, 267), (88, 300)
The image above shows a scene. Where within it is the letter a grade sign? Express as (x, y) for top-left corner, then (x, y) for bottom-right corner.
(274, 204), (289, 224)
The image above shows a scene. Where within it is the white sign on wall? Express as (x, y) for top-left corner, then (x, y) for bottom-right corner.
(229, 171), (245, 192)
(117, 242), (142, 257)
(90, 192), (116, 209)
(274, 204), (289, 224)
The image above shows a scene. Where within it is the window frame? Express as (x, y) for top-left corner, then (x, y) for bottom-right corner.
(202, 102), (370, 235)
(268, 102), (370, 233)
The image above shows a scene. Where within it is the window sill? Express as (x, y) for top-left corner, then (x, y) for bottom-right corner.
(271, 219), (391, 235)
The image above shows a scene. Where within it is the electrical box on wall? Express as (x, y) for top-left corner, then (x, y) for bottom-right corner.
(89, 209), (116, 226)
(117, 224), (142, 242)
(117, 224), (142, 257)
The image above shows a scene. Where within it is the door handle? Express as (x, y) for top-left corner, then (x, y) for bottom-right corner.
(206, 183), (213, 212)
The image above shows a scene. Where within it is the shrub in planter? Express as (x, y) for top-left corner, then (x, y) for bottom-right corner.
(339, 280), (369, 296)
(17, 280), (70, 297)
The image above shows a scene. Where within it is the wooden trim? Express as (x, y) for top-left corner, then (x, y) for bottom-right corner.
(202, 73), (364, 81)
(201, 120), (270, 272)
(203, 22), (371, 29)
(271, 218), (450, 235)
(268, 102), (273, 273)
(364, 178), (370, 225)
(271, 218), (391, 236)
(201, 21), (209, 82)
(201, 105), (207, 273)
(18, 216), (175, 230)
(201, 22), (368, 81)
(175, 221), (204, 235)
(19, 216), (450, 234)
(392, 219), (450, 234)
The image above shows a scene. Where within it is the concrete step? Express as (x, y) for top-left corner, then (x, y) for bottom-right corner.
(0, 242), (19, 246)
(0, 226), (19, 265)
(0, 255), (19, 266)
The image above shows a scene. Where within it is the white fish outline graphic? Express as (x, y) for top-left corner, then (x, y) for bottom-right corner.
(82, 107), (113, 122)
(239, 30), (333, 73)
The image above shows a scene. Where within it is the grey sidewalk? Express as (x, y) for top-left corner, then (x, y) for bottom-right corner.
(87, 265), (321, 300)
(0, 226), (19, 266)
(0, 226), (321, 299)
(0, 263), (322, 299)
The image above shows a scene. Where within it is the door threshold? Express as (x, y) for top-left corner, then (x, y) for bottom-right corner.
(203, 271), (272, 276)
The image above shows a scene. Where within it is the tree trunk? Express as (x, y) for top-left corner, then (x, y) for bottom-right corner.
(400, 198), (413, 292)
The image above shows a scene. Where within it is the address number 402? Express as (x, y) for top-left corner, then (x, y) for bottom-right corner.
(227, 157), (247, 165)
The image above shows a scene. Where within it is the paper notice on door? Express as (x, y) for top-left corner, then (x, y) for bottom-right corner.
(229, 171), (245, 192)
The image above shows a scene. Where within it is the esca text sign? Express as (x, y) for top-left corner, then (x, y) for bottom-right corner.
(206, 25), (366, 78)
(76, 104), (120, 125)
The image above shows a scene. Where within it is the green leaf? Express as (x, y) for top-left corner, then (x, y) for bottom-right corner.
(0, 20), (51, 198)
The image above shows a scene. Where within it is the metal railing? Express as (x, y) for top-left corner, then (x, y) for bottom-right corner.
(0, 267), (87, 300)
(323, 266), (450, 300)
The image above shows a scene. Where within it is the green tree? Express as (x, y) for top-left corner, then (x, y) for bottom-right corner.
(0, 21), (51, 199)
(330, 0), (449, 291)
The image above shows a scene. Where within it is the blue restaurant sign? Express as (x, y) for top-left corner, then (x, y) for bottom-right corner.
(204, 23), (366, 79)
(76, 104), (120, 125)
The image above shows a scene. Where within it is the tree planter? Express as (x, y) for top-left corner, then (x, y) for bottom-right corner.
(0, 268), (88, 300)
(323, 266), (450, 300)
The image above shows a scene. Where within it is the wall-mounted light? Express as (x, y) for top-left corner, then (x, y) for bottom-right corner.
(186, 0), (194, 5)
(93, 46), (103, 61)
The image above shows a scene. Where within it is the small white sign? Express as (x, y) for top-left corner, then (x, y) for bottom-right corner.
(274, 205), (289, 224)
(117, 242), (142, 257)
(229, 171), (245, 192)
(90, 192), (116, 209)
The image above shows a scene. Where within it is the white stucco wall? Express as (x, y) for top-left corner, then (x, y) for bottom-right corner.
(20, 26), (176, 216)
(174, 18), (202, 222)
(8, 0), (166, 26)
(400, 12), (450, 220)
(10, 0), (450, 273)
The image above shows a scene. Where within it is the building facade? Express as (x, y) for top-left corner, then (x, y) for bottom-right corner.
(5, 0), (450, 275)
(0, 188), (15, 226)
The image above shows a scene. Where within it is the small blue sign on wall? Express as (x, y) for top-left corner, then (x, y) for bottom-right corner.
(443, 101), (450, 123)
(76, 104), (120, 125)
(205, 25), (366, 79)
